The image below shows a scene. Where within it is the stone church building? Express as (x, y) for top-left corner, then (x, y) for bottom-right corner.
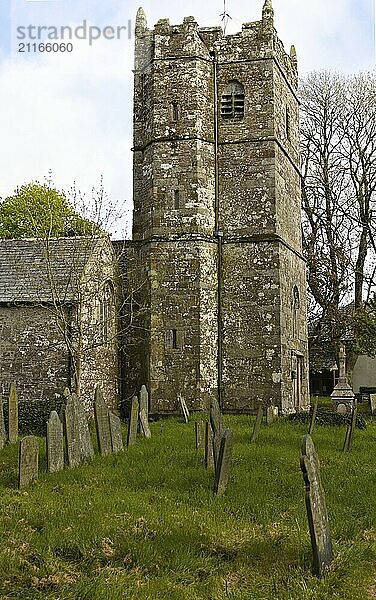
(0, 0), (309, 415)
(123, 0), (309, 414)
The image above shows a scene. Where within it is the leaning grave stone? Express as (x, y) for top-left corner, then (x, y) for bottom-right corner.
(139, 409), (151, 439)
(300, 434), (333, 577)
(210, 396), (224, 467)
(250, 404), (263, 442)
(0, 394), (6, 449)
(343, 401), (358, 453)
(64, 393), (82, 468)
(8, 382), (18, 444)
(139, 385), (149, 420)
(179, 395), (190, 423)
(214, 428), (235, 496)
(109, 413), (124, 453)
(19, 436), (39, 489)
(205, 422), (214, 469)
(195, 421), (205, 451)
(46, 411), (64, 473)
(127, 396), (139, 447)
(94, 385), (113, 456)
(73, 394), (94, 460)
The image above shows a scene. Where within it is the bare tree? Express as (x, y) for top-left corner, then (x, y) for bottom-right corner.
(301, 70), (376, 373)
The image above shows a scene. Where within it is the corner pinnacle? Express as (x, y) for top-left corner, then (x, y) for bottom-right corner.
(135, 7), (148, 36)
(262, 0), (274, 22)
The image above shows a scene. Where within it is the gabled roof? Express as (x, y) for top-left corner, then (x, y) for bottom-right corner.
(0, 237), (104, 303)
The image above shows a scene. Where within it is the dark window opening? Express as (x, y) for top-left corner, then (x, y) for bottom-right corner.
(166, 328), (179, 350)
(172, 103), (179, 122)
(221, 81), (245, 119)
(174, 189), (180, 209)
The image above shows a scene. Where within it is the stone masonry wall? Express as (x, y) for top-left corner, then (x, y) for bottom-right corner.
(0, 305), (70, 402)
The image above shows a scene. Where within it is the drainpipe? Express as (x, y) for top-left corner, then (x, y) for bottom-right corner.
(210, 48), (223, 409)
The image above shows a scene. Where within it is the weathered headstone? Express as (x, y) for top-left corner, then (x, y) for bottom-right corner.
(195, 421), (205, 451)
(205, 422), (214, 469)
(94, 385), (113, 456)
(266, 406), (278, 425)
(139, 409), (151, 439)
(331, 346), (355, 413)
(179, 395), (190, 423)
(308, 399), (318, 435)
(343, 401), (358, 452)
(139, 385), (149, 420)
(64, 394), (82, 468)
(46, 411), (64, 473)
(369, 394), (376, 415)
(251, 405), (263, 442)
(0, 395), (6, 449)
(214, 428), (235, 496)
(210, 396), (224, 467)
(127, 396), (139, 447)
(8, 382), (18, 444)
(109, 413), (124, 453)
(18, 436), (39, 489)
(300, 435), (333, 577)
(73, 394), (94, 460)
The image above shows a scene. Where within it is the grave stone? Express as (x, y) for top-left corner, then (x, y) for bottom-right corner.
(0, 395), (6, 449)
(127, 397), (139, 447)
(251, 405), (263, 442)
(266, 406), (278, 425)
(195, 421), (205, 451)
(214, 428), (235, 496)
(94, 385), (112, 456)
(300, 434), (333, 577)
(210, 396), (224, 467)
(343, 401), (358, 452)
(369, 394), (376, 415)
(140, 385), (149, 420)
(308, 399), (318, 435)
(19, 436), (39, 489)
(179, 395), (190, 423)
(73, 394), (94, 460)
(64, 394), (82, 468)
(331, 346), (355, 413)
(8, 382), (18, 444)
(205, 422), (214, 469)
(139, 409), (151, 439)
(109, 413), (124, 453)
(46, 411), (64, 473)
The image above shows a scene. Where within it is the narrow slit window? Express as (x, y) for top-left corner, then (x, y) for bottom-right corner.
(221, 81), (245, 120)
(166, 329), (179, 350)
(172, 103), (179, 122)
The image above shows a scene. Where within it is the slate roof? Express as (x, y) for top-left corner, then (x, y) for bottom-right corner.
(0, 237), (100, 303)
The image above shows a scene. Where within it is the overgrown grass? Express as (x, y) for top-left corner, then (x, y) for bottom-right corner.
(1, 411), (376, 599)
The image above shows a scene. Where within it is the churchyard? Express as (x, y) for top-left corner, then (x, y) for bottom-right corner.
(0, 395), (375, 599)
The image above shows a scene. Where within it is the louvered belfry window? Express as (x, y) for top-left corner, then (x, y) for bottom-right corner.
(221, 81), (245, 119)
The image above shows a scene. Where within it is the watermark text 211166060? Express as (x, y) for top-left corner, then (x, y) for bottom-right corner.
(16, 19), (133, 51)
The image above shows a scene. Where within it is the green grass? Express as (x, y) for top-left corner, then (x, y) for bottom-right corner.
(1, 411), (376, 599)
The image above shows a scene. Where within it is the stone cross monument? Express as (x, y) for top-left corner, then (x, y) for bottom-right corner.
(330, 346), (355, 413)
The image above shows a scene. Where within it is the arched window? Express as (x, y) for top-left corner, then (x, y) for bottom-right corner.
(221, 81), (245, 119)
(100, 281), (115, 344)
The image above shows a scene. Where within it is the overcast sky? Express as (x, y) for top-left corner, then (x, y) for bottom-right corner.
(0, 0), (374, 238)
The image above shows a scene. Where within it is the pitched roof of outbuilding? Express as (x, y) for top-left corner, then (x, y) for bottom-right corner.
(0, 237), (101, 303)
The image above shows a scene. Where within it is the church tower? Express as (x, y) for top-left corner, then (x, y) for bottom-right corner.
(128, 1), (309, 413)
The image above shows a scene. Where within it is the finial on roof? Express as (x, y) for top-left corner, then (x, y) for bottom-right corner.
(135, 7), (148, 36)
(262, 0), (274, 22)
(290, 45), (298, 67)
